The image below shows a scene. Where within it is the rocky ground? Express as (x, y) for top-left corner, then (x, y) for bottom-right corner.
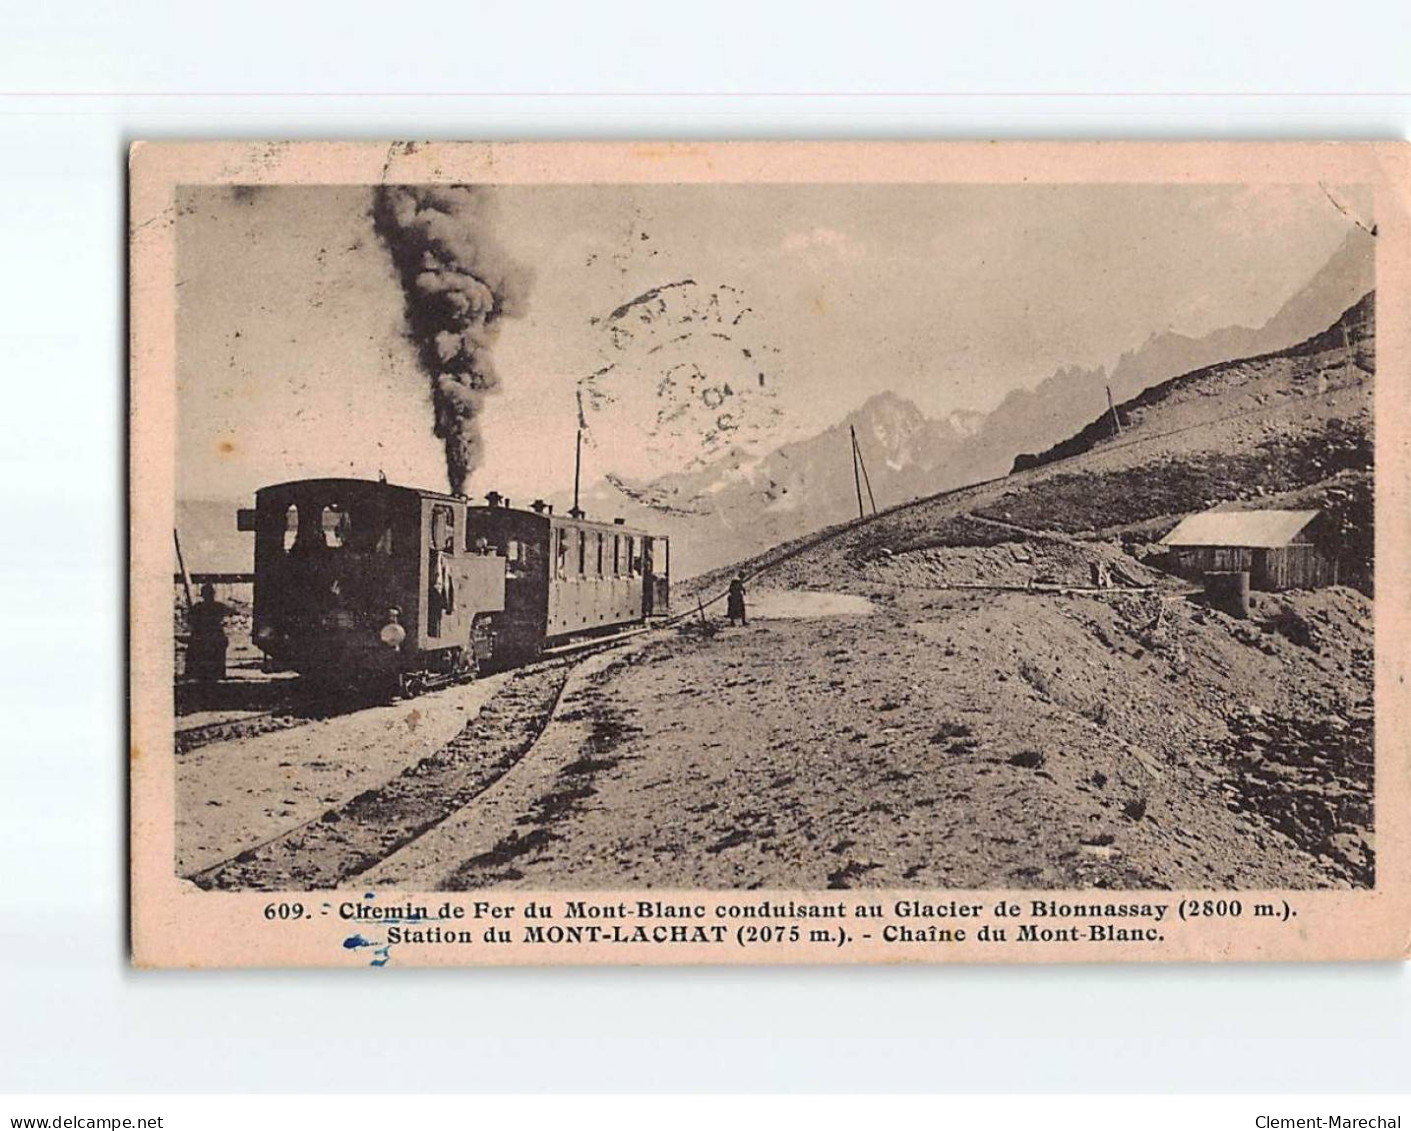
(176, 674), (508, 877)
(419, 583), (1370, 892)
(178, 580), (1373, 892)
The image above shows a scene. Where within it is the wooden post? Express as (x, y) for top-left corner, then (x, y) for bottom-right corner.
(174, 528), (194, 609)
(1106, 385), (1123, 437)
(849, 425), (865, 520)
(856, 433), (877, 516)
(697, 596), (707, 626)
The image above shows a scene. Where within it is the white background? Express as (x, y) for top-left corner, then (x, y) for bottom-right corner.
(1, 0), (1409, 1095)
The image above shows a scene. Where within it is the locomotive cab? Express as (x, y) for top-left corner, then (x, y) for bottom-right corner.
(241, 478), (505, 689)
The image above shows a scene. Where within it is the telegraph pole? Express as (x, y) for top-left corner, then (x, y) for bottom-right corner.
(850, 425), (865, 520)
(1106, 385), (1123, 437)
(174, 529), (194, 609)
(849, 425), (877, 519)
(858, 438), (877, 517)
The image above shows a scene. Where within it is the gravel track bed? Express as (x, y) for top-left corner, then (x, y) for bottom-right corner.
(191, 663), (574, 891)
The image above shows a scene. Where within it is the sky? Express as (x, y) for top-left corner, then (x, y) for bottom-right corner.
(175, 181), (1368, 503)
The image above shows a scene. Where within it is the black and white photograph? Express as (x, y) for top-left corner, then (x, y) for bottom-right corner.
(8, 0), (1411, 1117)
(127, 140), (1408, 968)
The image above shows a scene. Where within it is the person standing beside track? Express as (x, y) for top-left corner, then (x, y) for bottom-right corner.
(727, 571), (748, 627)
(186, 582), (230, 682)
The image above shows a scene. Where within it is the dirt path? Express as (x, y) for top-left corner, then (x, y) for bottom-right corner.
(745, 588), (876, 619)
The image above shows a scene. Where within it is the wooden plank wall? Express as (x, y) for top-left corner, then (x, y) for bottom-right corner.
(1170, 546), (1334, 590)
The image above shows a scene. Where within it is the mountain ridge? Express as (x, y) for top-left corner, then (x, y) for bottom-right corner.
(580, 229), (1373, 576)
(176, 229), (1375, 580)
(944, 227), (1375, 486)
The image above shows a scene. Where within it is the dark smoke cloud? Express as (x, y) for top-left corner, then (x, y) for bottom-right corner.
(372, 186), (531, 494)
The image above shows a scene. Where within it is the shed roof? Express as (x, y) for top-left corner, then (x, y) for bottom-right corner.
(1161, 509), (1320, 549)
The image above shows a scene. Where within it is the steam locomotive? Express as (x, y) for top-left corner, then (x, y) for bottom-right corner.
(238, 478), (670, 695)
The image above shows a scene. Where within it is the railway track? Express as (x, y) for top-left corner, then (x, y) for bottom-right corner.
(174, 624), (656, 756)
(187, 629), (653, 890)
(175, 704), (329, 756)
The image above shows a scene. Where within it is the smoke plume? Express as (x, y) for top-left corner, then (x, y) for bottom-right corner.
(372, 186), (531, 494)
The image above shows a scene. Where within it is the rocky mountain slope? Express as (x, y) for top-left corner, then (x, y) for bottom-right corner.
(689, 292), (1374, 596)
(954, 228), (1375, 486)
(653, 295), (1375, 890)
(563, 391), (986, 575)
(577, 229), (1373, 577)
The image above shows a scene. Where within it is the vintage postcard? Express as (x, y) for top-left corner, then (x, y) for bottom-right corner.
(130, 141), (1410, 966)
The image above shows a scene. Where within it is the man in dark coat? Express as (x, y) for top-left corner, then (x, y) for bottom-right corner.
(186, 582), (230, 682)
(727, 571), (748, 626)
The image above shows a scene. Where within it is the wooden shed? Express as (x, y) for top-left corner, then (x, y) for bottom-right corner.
(1160, 508), (1336, 591)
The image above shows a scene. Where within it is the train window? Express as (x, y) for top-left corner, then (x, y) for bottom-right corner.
(282, 505), (299, 553)
(464, 521), (493, 557)
(596, 533), (604, 576)
(625, 535), (636, 576)
(322, 505), (351, 549)
(612, 534), (621, 576)
(577, 529), (586, 576)
(503, 538), (523, 578)
(430, 505), (455, 553)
